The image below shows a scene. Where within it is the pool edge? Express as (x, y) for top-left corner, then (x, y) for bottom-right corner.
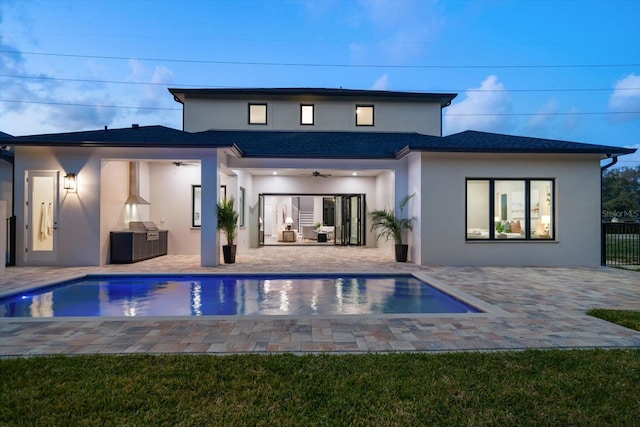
(0, 271), (510, 320)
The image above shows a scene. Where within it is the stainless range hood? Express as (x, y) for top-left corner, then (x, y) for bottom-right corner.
(125, 161), (150, 205)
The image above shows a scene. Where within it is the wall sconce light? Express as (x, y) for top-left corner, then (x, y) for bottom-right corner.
(64, 173), (77, 192)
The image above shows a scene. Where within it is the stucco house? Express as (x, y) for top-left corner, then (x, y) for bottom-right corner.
(8, 88), (635, 267)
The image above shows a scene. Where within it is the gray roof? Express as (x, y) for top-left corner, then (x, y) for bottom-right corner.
(0, 131), (14, 140)
(408, 130), (636, 155)
(9, 126), (223, 147)
(9, 125), (636, 159)
(203, 130), (439, 159)
(169, 87), (457, 108)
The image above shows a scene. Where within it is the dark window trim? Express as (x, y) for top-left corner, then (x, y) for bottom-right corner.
(192, 185), (201, 228)
(465, 178), (555, 242)
(248, 103), (267, 125)
(300, 104), (315, 126)
(355, 104), (374, 126)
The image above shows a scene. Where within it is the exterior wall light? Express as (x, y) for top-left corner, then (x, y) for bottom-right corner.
(64, 173), (77, 192)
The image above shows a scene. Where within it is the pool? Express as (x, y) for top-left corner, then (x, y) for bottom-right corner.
(0, 274), (480, 318)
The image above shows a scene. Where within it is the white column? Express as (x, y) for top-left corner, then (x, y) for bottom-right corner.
(200, 152), (218, 267)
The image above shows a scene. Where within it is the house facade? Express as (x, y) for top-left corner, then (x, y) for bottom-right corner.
(8, 88), (635, 267)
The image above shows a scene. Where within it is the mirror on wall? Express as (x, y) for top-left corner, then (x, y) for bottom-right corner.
(192, 185), (201, 227)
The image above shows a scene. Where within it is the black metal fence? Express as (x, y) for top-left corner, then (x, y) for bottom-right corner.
(5, 215), (15, 266)
(602, 222), (640, 266)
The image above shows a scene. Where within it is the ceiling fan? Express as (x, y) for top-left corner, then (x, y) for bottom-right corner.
(302, 170), (332, 178)
(172, 161), (199, 167)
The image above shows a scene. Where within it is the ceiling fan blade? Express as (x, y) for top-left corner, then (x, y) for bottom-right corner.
(300, 170), (332, 177)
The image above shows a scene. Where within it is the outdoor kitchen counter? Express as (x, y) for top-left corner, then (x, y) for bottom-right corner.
(109, 230), (168, 264)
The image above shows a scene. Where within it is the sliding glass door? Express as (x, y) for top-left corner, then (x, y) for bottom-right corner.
(337, 194), (366, 246)
(257, 193), (365, 247)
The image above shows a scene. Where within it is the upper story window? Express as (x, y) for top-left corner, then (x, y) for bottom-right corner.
(248, 103), (267, 125)
(466, 178), (555, 241)
(300, 104), (314, 125)
(355, 105), (374, 126)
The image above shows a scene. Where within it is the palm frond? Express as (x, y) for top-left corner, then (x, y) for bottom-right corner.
(368, 194), (416, 245)
(217, 196), (239, 245)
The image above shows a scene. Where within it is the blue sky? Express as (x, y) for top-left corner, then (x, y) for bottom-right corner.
(1, 0), (639, 166)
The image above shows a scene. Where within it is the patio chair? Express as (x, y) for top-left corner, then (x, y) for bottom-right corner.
(302, 225), (316, 241)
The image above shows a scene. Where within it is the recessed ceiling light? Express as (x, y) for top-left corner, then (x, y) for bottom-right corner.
(352, 172), (357, 176)
(272, 171), (278, 175)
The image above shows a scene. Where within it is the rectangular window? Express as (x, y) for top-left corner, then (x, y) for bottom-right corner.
(531, 180), (554, 239)
(466, 178), (554, 241)
(355, 105), (374, 126)
(248, 103), (267, 125)
(300, 104), (314, 125)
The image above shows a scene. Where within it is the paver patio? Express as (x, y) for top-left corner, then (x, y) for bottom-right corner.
(0, 246), (638, 356)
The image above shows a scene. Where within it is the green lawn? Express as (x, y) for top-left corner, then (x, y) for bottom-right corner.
(2, 350), (639, 426)
(587, 308), (640, 332)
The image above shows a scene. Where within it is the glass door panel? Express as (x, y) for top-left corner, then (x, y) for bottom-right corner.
(350, 196), (359, 244)
(334, 196), (342, 245)
(26, 170), (59, 263)
(258, 194), (264, 246)
(337, 194), (365, 246)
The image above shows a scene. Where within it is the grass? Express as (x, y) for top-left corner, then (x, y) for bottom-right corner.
(1, 350), (639, 426)
(587, 309), (640, 332)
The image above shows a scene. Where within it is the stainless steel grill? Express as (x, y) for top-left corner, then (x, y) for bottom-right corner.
(129, 221), (160, 241)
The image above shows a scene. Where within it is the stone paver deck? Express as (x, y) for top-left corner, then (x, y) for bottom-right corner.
(0, 246), (638, 356)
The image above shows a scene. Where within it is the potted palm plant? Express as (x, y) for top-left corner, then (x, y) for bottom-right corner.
(217, 196), (239, 264)
(369, 194), (416, 262)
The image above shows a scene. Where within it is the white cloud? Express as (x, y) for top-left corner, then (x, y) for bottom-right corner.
(563, 106), (581, 133)
(127, 59), (175, 113)
(444, 75), (512, 135)
(47, 99), (118, 131)
(608, 73), (640, 122)
(523, 99), (581, 138)
(351, 0), (443, 63)
(527, 98), (559, 130)
(0, 6), (121, 134)
(619, 143), (640, 168)
(300, 0), (341, 19)
(370, 74), (390, 90)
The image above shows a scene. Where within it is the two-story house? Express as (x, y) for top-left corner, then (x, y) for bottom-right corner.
(9, 88), (635, 267)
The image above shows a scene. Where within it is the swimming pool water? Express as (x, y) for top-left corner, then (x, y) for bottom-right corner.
(0, 274), (480, 317)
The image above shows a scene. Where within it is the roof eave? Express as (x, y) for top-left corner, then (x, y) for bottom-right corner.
(402, 146), (636, 156)
(167, 87), (457, 108)
(9, 140), (234, 148)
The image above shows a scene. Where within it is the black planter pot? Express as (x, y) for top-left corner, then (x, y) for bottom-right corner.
(222, 245), (237, 264)
(395, 244), (409, 262)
